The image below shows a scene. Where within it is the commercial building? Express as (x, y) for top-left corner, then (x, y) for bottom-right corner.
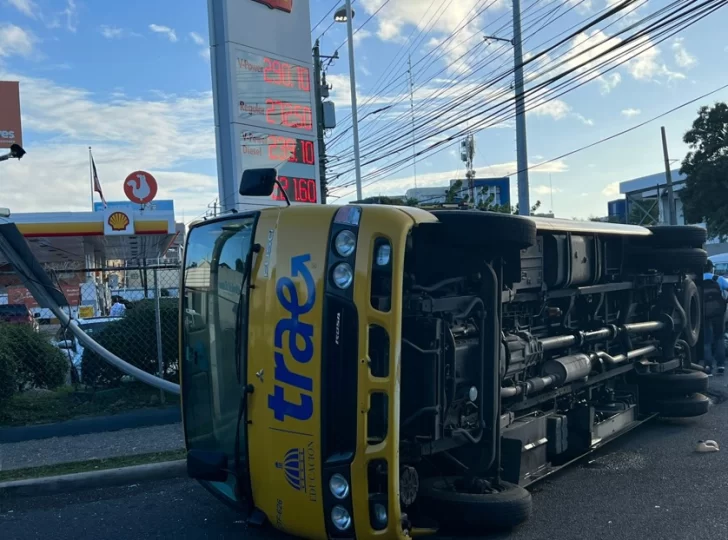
(607, 170), (725, 255)
(405, 177), (511, 207)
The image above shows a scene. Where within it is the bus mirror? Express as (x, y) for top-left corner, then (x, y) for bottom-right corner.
(239, 168), (277, 197)
(187, 449), (228, 482)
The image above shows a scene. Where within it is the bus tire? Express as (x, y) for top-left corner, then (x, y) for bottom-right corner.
(646, 226), (707, 248)
(429, 211), (537, 250)
(681, 278), (701, 347)
(627, 247), (707, 274)
(419, 477), (532, 532)
(653, 393), (710, 418)
(639, 369), (709, 395)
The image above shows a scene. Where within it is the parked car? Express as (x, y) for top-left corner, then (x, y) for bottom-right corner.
(53, 316), (122, 382)
(0, 303), (40, 332)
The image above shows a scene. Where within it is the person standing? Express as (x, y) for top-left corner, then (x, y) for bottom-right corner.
(702, 260), (728, 375)
(109, 296), (127, 317)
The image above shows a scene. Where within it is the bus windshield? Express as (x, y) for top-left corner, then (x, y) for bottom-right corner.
(181, 216), (256, 471)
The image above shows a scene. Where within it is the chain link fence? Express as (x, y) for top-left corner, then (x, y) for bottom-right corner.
(0, 265), (180, 427)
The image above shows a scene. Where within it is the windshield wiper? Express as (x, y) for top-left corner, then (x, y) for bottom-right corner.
(235, 243), (260, 384)
(232, 242), (260, 503)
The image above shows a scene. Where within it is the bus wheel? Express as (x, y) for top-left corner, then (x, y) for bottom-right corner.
(429, 211), (537, 250)
(652, 393), (711, 418)
(645, 226), (707, 248)
(639, 369), (709, 396)
(626, 247), (707, 274)
(419, 476), (532, 532)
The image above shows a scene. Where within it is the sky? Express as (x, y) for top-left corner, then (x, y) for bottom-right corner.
(0, 0), (726, 223)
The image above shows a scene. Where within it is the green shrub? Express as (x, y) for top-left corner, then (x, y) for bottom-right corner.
(0, 347), (17, 403)
(0, 323), (68, 392)
(81, 299), (179, 388)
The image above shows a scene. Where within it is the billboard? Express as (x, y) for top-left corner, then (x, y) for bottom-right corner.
(208, 0), (321, 212)
(0, 81), (22, 149)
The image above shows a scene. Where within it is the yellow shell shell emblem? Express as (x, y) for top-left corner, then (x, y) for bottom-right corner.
(108, 211), (130, 232)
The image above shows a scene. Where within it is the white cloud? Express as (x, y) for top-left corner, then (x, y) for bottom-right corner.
(7, 0), (38, 18)
(0, 24), (37, 58)
(672, 38), (696, 68)
(599, 72), (621, 94)
(61, 0), (77, 32)
(149, 24), (178, 43)
(0, 68), (218, 218)
(189, 32), (205, 45)
(361, 0), (509, 74)
(602, 181), (620, 197)
(574, 114), (594, 126)
(621, 108), (641, 117)
(533, 184), (562, 195)
(529, 99), (571, 120)
(99, 25), (124, 39)
(353, 28), (372, 45)
(627, 37), (684, 82)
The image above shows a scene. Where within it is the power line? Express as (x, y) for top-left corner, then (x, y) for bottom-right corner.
(327, 0), (622, 159)
(331, 78), (728, 204)
(311, 0), (340, 35)
(328, 0), (717, 185)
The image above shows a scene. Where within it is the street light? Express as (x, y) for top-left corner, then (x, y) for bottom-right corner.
(333, 1), (363, 200)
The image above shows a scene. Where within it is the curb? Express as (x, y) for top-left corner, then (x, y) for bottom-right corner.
(0, 459), (187, 498)
(0, 406), (181, 443)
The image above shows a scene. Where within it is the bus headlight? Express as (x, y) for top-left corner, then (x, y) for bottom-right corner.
(329, 474), (350, 499)
(334, 230), (357, 258)
(332, 263), (354, 289)
(331, 505), (352, 531)
(376, 243), (391, 266)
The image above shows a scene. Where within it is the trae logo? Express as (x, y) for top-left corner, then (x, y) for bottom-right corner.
(268, 254), (316, 422)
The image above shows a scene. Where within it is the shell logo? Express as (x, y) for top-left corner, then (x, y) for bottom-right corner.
(108, 211), (130, 232)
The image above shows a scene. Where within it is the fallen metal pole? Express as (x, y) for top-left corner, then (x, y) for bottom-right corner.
(0, 221), (180, 395)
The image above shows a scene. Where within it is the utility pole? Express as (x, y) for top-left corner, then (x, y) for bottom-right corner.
(408, 55), (417, 189)
(313, 40), (328, 203)
(345, 0), (363, 200)
(661, 126), (677, 225)
(512, 0), (530, 216)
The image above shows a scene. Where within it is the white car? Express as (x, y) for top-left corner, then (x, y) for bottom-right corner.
(52, 316), (123, 382)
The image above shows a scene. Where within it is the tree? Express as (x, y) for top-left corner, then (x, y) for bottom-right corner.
(679, 102), (728, 239)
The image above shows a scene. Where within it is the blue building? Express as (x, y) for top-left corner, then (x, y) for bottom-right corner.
(404, 177), (511, 207)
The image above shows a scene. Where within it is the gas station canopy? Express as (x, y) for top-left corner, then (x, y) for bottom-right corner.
(1, 206), (182, 267)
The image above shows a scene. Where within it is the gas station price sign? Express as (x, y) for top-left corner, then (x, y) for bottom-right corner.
(236, 48), (314, 133)
(241, 131), (318, 204)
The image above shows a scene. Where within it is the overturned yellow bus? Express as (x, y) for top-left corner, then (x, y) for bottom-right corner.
(182, 169), (710, 538)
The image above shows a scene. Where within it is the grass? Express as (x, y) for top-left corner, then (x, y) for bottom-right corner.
(0, 383), (180, 427)
(0, 448), (186, 483)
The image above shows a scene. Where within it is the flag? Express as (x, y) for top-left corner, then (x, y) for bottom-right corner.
(90, 151), (107, 208)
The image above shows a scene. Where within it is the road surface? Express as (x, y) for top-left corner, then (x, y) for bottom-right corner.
(2, 386), (728, 540)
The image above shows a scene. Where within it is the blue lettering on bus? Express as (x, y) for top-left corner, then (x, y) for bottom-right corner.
(268, 254), (317, 422)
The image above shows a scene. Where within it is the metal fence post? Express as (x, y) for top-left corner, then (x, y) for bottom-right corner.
(153, 267), (165, 404)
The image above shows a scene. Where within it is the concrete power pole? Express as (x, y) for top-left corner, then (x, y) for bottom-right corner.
(313, 40), (327, 203)
(512, 0), (531, 216)
(661, 126), (677, 225)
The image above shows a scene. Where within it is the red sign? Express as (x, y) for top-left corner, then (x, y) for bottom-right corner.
(251, 0), (292, 13)
(0, 81), (22, 149)
(124, 171), (158, 205)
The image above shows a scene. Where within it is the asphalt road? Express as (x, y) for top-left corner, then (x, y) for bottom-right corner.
(2, 385), (728, 540)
